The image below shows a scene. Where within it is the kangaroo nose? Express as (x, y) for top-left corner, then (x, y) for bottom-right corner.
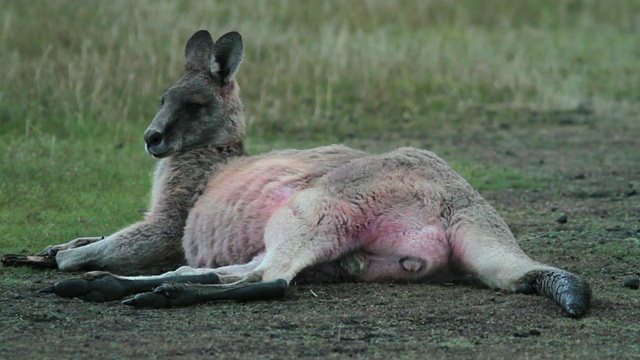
(144, 130), (164, 147)
(144, 129), (169, 157)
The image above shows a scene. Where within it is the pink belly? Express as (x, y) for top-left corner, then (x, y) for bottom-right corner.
(355, 218), (451, 282)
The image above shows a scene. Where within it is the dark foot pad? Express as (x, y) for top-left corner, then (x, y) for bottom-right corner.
(123, 279), (288, 308)
(2, 254), (57, 269)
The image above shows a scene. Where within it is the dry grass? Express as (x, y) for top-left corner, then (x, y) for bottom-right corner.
(1, 0), (639, 252)
(2, 0), (639, 142)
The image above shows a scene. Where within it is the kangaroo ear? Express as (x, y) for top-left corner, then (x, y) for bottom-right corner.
(184, 30), (215, 72)
(211, 31), (243, 85)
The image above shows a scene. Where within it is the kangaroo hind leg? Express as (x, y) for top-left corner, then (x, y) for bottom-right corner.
(40, 266), (226, 303)
(126, 189), (351, 308)
(451, 205), (591, 317)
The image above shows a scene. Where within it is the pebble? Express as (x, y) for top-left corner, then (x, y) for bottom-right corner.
(623, 277), (640, 290)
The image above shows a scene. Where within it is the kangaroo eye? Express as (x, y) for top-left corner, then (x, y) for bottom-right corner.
(159, 98), (165, 106)
(185, 102), (203, 113)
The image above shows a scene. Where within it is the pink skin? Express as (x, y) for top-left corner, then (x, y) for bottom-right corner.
(183, 157), (319, 268)
(183, 149), (452, 283)
(356, 221), (450, 282)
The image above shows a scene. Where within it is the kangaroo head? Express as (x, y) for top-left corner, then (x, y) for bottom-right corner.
(144, 30), (245, 158)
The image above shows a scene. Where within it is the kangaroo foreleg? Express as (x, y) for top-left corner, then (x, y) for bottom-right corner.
(52, 220), (184, 274)
(3, 236), (106, 270)
(37, 236), (105, 257)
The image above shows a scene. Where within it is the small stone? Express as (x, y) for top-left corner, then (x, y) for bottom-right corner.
(513, 329), (541, 338)
(556, 215), (568, 224)
(623, 277), (640, 290)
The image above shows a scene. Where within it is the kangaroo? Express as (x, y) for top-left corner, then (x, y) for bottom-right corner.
(28, 30), (590, 316)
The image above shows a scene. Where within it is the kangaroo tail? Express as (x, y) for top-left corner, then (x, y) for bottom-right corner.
(517, 269), (592, 317)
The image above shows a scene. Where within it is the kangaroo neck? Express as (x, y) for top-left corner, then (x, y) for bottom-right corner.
(150, 141), (246, 222)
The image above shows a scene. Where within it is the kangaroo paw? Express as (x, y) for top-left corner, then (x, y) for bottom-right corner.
(517, 270), (592, 318)
(36, 237), (105, 257)
(1, 254), (58, 269)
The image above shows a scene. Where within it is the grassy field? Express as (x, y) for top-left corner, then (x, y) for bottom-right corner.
(2, 0), (638, 252)
(1, 1), (639, 359)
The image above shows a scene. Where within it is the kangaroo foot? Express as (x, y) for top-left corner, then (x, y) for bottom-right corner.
(40, 272), (222, 302)
(122, 279), (288, 308)
(340, 252), (368, 276)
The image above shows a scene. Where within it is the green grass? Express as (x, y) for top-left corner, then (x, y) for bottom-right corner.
(0, 138), (151, 253)
(1, 0), (639, 256)
(457, 162), (550, 191)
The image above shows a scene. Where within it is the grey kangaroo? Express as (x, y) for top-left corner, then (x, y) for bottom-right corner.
(34, 30), (591, 316)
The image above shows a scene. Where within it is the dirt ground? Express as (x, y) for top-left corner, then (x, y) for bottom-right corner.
(1, 109), (639, 359)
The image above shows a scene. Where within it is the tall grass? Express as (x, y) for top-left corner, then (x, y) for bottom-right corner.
(3, 1), (639, 139)
(1, 0), (639, 252)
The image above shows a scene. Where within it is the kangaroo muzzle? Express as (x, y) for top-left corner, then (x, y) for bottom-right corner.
(144, 129), (168, 157)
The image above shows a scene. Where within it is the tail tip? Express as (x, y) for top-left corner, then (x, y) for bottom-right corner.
(39, 285), (55, 294)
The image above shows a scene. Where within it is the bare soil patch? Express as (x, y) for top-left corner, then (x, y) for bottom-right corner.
(2, 114), (639, 359)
